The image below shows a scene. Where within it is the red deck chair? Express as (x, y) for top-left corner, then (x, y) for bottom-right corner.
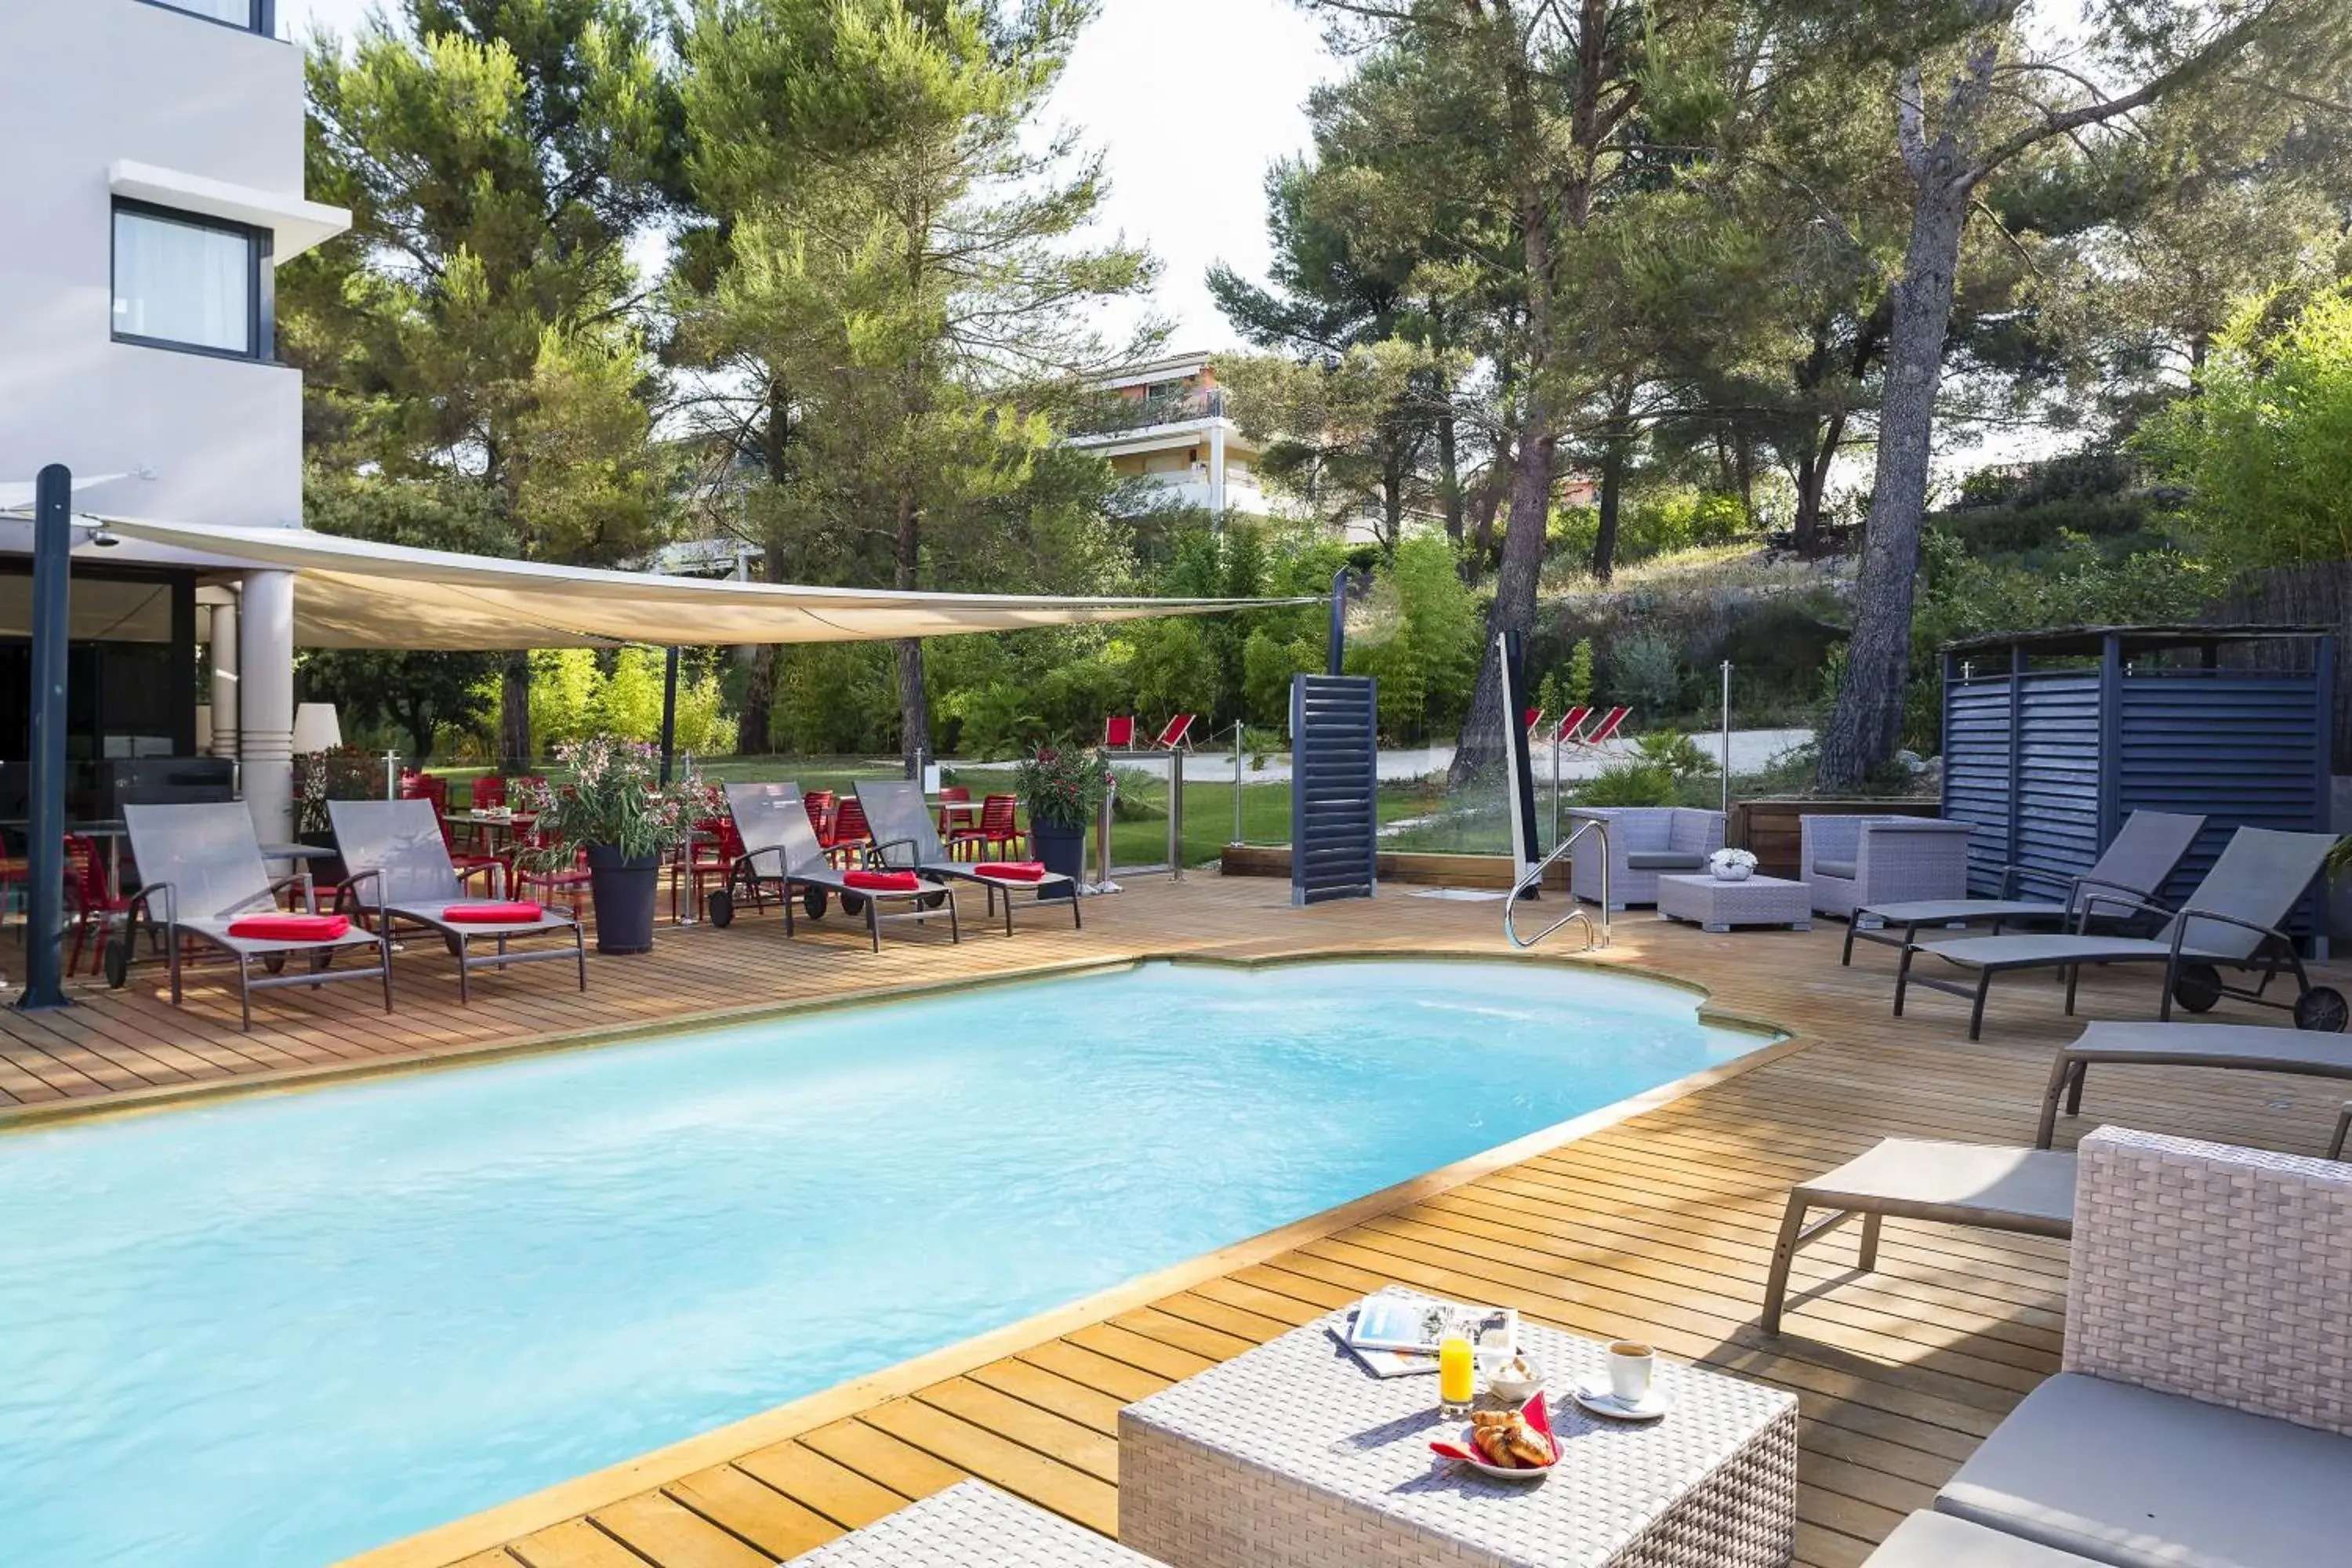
(1551, 705), (1594, 745)
(1151, 713), (1196, 751)
(1576, 706), (1632, 748)
(1523, 706), (1544, 735)
(1104, 715), (1137, 750)
(955, 794), (1027, 862)
(65, 832), (132, 977)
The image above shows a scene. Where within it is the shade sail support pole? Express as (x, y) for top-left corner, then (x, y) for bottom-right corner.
(659, 646), (680, 785)
(20, 465), (72, 1011)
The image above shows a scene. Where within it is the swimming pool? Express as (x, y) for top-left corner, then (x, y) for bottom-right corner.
(0, 957), (1765, 1566)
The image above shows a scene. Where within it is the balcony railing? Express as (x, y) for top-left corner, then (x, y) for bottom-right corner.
(1065, 387), (1226, 438)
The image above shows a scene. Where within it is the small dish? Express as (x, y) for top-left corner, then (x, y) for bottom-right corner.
(1452, 1430), (1556, 1481)
(1483, 1355), (1544, 1405)
(1430, 1391), (1559, 1481)
(1572, 1381), (1673, 1421)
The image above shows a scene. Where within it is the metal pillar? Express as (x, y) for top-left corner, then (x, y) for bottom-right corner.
(1719, 660), (1733, 817)
(1327, 565), (1354, 676)
(659, 645), (680, 785)
(1167, 749), (1185, 880)
(19, 465), (72, 1011)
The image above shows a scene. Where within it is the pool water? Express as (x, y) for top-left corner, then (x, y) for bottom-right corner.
(0, 958), (1763, 1567)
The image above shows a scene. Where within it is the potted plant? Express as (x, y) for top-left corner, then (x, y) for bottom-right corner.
(1708, 847), (1759, 882)
(518, 737), (699, 954)
(1014, 743), (1112, 899)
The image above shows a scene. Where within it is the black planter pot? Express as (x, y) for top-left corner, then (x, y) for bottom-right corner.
(1030, 821), (1085, 900)
(296, 829), (347, 893)
(585, 845), (662, 954)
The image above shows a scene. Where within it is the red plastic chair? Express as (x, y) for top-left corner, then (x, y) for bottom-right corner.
(824, 796), (872, 867)
(679, 815), (760, 924)
(959, 794), (1026, 862)
(471, 775), (506, 809)
(508, 824), (590, 915)
(936, 785), (976, 838)
(802, 789), (837, 845)
(65, 833), (132, 977)
(1103, 715), (1136, 750)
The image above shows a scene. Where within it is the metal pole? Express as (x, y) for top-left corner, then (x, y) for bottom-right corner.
(382, 750), (401, 800)
(18, 465), (72, 1011)
(659, 646), (680, 786)
(1327, 564), (1352, 676)
(1719, 659), (1733, 817)
(1232, 720), (1243, 846)
(1168, 748), (1185, 880)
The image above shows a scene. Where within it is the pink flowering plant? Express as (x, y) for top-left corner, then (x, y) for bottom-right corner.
(519, 736), (704, 864)
(1013, 743), (1112, 832)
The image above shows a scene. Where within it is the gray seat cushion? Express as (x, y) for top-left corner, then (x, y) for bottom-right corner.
(1814, 858), (1857, 879)
(1625, 851), (1706, 871)
(1937, 1372), (2352, 1568)
(1866, 1511), (2096, 1566)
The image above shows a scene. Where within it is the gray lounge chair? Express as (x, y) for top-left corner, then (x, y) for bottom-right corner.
(706, 781), (958, 953)
(114, 801), (393, 1029)
(327, 800), (586, 1003)
(1893, 826), (2344, 1039)
(854, 779), (1080, 935)
(1760, 1138), (2076, 1336)
(1863, 1511), (2099, 1566)
(2033, 1020), (2352, 1149)
(1844, 809), (2205, 965)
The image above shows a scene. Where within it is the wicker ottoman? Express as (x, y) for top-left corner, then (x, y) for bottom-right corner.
(1120, 1308), (1798, 1568)
(1654, 873), (1811, 934)
(788, 1479), (1161, 1566)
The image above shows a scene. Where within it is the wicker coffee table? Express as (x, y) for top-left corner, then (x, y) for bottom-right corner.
(1120, 1307), (1797, 1568)
(1654, 873), (1810, 934)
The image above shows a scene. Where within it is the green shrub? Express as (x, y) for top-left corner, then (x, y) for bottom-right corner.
(1577, 759), (1678, 806)
(1629, 728), (1718, 779)
(1606, 629), (1682, 713)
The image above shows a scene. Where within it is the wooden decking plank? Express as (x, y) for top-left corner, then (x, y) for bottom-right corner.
(590, 1494), (771, 1568)
(503, 1518), (652, 1568)
(857, 1397), (1118, 1535)
(661, 1465), (842, 1561)
(725, 1442), (908, 1531)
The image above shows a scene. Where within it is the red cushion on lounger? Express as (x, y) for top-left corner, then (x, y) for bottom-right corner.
(971, 861), (1049, 882)
(442, 902), (545, 924)
(225, 913), (350, 942)
(844, 869), (922, 893)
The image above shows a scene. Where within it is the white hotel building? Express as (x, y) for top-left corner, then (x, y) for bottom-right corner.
(0, 0), (348, 839)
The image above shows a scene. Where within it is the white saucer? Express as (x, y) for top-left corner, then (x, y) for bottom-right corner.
(1572, 1381), (1672, 1421)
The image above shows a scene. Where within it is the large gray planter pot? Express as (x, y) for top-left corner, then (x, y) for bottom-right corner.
(1030, 822), (1085, 899)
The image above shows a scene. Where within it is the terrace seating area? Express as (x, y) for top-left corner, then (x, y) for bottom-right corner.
(4, 871), (2347, 1568)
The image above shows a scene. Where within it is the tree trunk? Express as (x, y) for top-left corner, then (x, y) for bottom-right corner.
(498, 652), (531, 774)
(894, 637), (930, 774)
(1589, 379), (1637, 583)
(1733, 430), (1756, 528)
(1816, 178), (1969, 789)
(1436, 408), (1463, 547)
(1448, 419), (1555, 787)
(737, 644), (776, 756)
(1790, 410), (1844, 554)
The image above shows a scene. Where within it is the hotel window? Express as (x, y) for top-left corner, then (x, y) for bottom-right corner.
(112, 203), (271, 359)
(144, 0), (270, 32)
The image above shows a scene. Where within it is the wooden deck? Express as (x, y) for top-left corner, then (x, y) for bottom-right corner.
(5, 873), (2345, 1568)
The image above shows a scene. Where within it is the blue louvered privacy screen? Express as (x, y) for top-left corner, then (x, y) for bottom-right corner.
(1940, 627), (2336, 912)
(1290, 673), (1378, 905)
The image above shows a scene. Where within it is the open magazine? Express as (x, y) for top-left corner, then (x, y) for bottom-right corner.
(1332, 1292), (1519, 1378)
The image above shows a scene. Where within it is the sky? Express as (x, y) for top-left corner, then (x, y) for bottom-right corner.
(275, 0), (1338, 353)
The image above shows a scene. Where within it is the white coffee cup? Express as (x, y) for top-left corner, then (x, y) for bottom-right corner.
(1606, 1340), (1655, 1405)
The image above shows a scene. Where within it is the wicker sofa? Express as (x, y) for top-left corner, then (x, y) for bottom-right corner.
(1565, 805), (1725, 911)
(1799, 814), (1973, 920)
(1865, 1125), (2352, 1566)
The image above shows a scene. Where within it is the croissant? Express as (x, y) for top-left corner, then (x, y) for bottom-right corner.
(1470, 1410), (1518, 1429)
(1472, 1425), (1521, 1468)
(1504, 1427), (1553, 1466)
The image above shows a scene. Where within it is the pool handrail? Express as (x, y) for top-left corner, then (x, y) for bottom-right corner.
(1504, 817), (1609, 953)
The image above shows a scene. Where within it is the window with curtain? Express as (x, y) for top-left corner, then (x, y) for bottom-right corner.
(147, 0), (262, 29)
(112, 205), (260, 357)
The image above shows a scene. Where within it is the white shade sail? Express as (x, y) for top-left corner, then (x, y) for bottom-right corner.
(88, 517), (1315, 651)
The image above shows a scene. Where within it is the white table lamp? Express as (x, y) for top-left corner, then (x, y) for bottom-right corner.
(291, 702), (343, 755)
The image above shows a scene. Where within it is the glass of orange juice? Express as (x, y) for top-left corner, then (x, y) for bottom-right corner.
(1438, 1334), (1475, 1418)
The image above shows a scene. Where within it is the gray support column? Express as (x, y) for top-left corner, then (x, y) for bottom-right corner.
(238, 569), (296, 843)
(209, 599), (240, 758)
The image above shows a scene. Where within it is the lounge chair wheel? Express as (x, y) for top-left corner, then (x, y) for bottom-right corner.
(804, 887), (829, 920)
(310, 949), (336, 973)
(2172, 962), (2223, 1014)
(840, 892), (866, 919)
(263, 953), (287, 975)
(920, 891), (947, 910)
(103, 938), (129, 989)
(2293, 985), (2348, 1033)
(707, 888), (734, 927)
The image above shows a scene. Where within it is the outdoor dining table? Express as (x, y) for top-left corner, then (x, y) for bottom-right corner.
(1119, 1297), (1798, 1568)
(443, 810), (532, 854)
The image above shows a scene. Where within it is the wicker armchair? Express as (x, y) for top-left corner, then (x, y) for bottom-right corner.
(1920, 1127), (2352, 1568)
(1566, 805), (1725, 910)
(1799, 814), (1973, 919)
